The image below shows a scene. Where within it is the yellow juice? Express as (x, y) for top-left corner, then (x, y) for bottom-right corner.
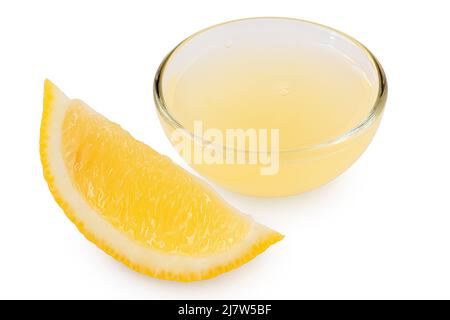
(155, 19), (386, 196)
(165, 47), (376, 150)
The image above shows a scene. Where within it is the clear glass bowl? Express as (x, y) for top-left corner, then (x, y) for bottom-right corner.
(154, 17), (387, 197)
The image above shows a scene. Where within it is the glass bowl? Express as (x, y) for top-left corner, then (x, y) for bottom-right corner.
(154, 17), (387, 197)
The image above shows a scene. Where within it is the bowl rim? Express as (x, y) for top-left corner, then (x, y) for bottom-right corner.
(153, 17), (387, 153)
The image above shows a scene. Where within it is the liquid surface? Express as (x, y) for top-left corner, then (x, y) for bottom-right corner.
(164, 45), (378, 149)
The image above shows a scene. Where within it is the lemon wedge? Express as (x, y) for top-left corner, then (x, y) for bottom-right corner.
(40, 80), (282, 281)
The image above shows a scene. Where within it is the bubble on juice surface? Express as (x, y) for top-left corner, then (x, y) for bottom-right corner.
(275, 82), (291, 96)
(279, 87), (290, 96)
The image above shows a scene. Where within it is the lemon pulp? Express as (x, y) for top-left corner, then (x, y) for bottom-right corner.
(62, 101), (250, 256)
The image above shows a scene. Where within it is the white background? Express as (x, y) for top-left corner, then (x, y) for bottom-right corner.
(1, 0), (449, 300)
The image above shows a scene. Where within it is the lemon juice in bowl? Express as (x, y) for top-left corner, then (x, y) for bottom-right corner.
(154, 18), (387, 196)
